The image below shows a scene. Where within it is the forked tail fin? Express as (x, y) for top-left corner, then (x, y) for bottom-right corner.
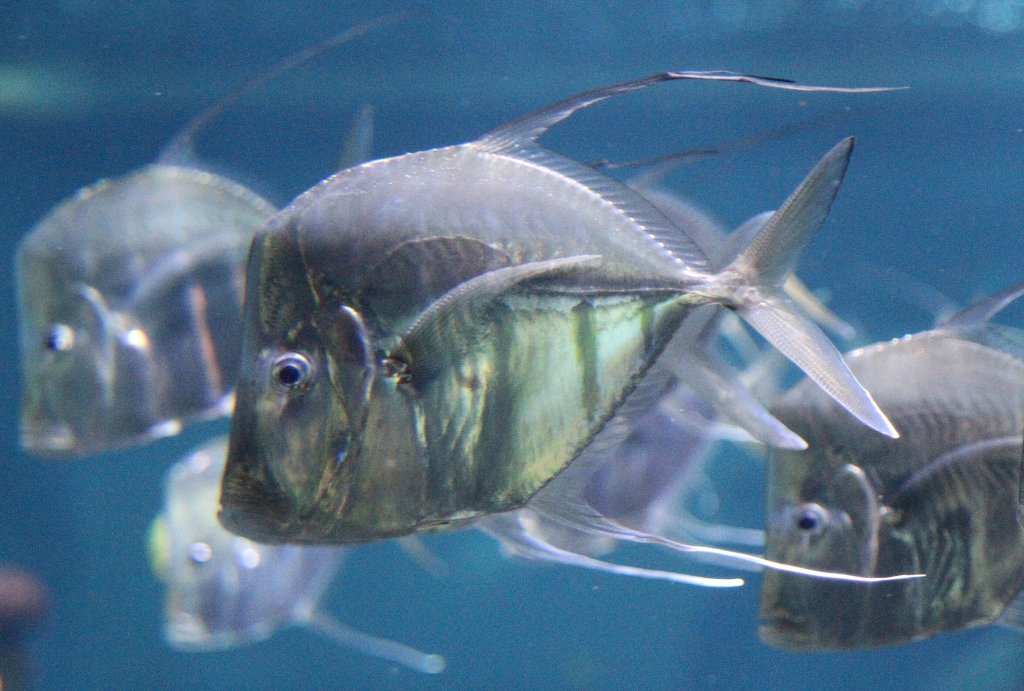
(701, 138), (898, 438)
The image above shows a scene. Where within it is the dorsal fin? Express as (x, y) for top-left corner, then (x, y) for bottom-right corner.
(338, 103), (375, 170)
(157, 13), (406, 166)
(476, 71), (902, 152)
(940, 283), (1024, 332)
(474, 72), (900, 282)
(588, 109), (836, 184)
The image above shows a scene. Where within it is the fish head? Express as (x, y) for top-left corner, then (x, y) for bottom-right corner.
(221, 227), (427, 544)
(17, 166), (271, 458)
(154, 436), (340, 650)
(17, 252), (159, 456)
(759, 437), (891, 650)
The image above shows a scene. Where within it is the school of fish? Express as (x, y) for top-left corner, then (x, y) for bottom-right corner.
(14, 16), (1024, 677)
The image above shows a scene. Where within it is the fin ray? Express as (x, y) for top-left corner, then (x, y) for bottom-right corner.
(477, 71), (902, 150)
(739, 296), (897, 438)
(396, 255), (602, 379)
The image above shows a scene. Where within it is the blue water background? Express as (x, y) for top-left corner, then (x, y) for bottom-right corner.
(2, 2), (1023, 688)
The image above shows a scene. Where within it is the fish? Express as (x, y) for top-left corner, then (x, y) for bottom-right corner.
(221, 70), (900, 545)
(148, 435), (446, 674)
(15, 17), (396, 458)
(759, 283), (1024, 651)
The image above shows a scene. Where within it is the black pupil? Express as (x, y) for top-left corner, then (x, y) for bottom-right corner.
(277, 362), (303, 386)
(797, 510), (819, 531)
(45, 332), (60, 350)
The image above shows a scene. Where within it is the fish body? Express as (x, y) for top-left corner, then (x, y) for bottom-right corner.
(151, 435), (340, 649)
(150, 435), (446, 673)
(760, 286), (1024, 650)
(15, 20), (393, 459)
(221, 71), (896, 545)
(17, 165), (274, 457)
(223, 145), (691, 544)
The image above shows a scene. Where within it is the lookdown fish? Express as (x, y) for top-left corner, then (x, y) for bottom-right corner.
(221, 70), (901, 546)
(148, 435), (446, 673)
(15, 17), (395, 458)
(760, 283), (1024, 651)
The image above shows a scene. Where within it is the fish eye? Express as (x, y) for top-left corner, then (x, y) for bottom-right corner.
(187, 541), (213, 565)
(793, 503), (829, 535)
(44, 324), (74, 352)
(271, 353), (313, 390)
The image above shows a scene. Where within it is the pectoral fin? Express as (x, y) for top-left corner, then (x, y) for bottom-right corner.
(361, 235), (511, 324)
(393, 255), (602, 381)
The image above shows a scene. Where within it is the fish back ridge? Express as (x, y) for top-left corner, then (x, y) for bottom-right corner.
(477, 142), (713, 272)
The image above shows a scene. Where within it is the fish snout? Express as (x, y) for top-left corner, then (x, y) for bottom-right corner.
(20, 414), (81, 457)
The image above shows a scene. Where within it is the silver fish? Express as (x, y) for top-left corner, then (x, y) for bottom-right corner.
(221, 70), (899, 545)
(149, 436), (445, 673)
(18, 168), (274, 456)
(16, 18), (393, 458)
(760, 284), (1024, 650)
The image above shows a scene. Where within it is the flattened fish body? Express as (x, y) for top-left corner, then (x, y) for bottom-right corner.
(18, 165), (275, 456)
(222, 143), (706, 543)
(761, 323), (1024, 650)
(221, 71), (896, 545)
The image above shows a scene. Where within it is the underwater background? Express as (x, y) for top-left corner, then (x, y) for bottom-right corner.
(2, 1), (1022, 689)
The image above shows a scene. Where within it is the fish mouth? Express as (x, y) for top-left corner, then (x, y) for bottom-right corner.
(164, 609), (255, 652)
(758, 608), (816, 651)
(20, 419), (78, 457)
(21, 416), (182, 458)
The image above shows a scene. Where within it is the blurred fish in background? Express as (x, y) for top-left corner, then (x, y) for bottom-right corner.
(0, 566), (50, 691)
(149, 435), (446, 674)
(761, 284), (1024, 650)
(15, 17), (395, 459)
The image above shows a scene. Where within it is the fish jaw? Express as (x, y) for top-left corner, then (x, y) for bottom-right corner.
(19, 417), (78, 456)
(758, 569), (842, 651)
(19, 344), (136, 458)
(219, 230), (430, 544)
